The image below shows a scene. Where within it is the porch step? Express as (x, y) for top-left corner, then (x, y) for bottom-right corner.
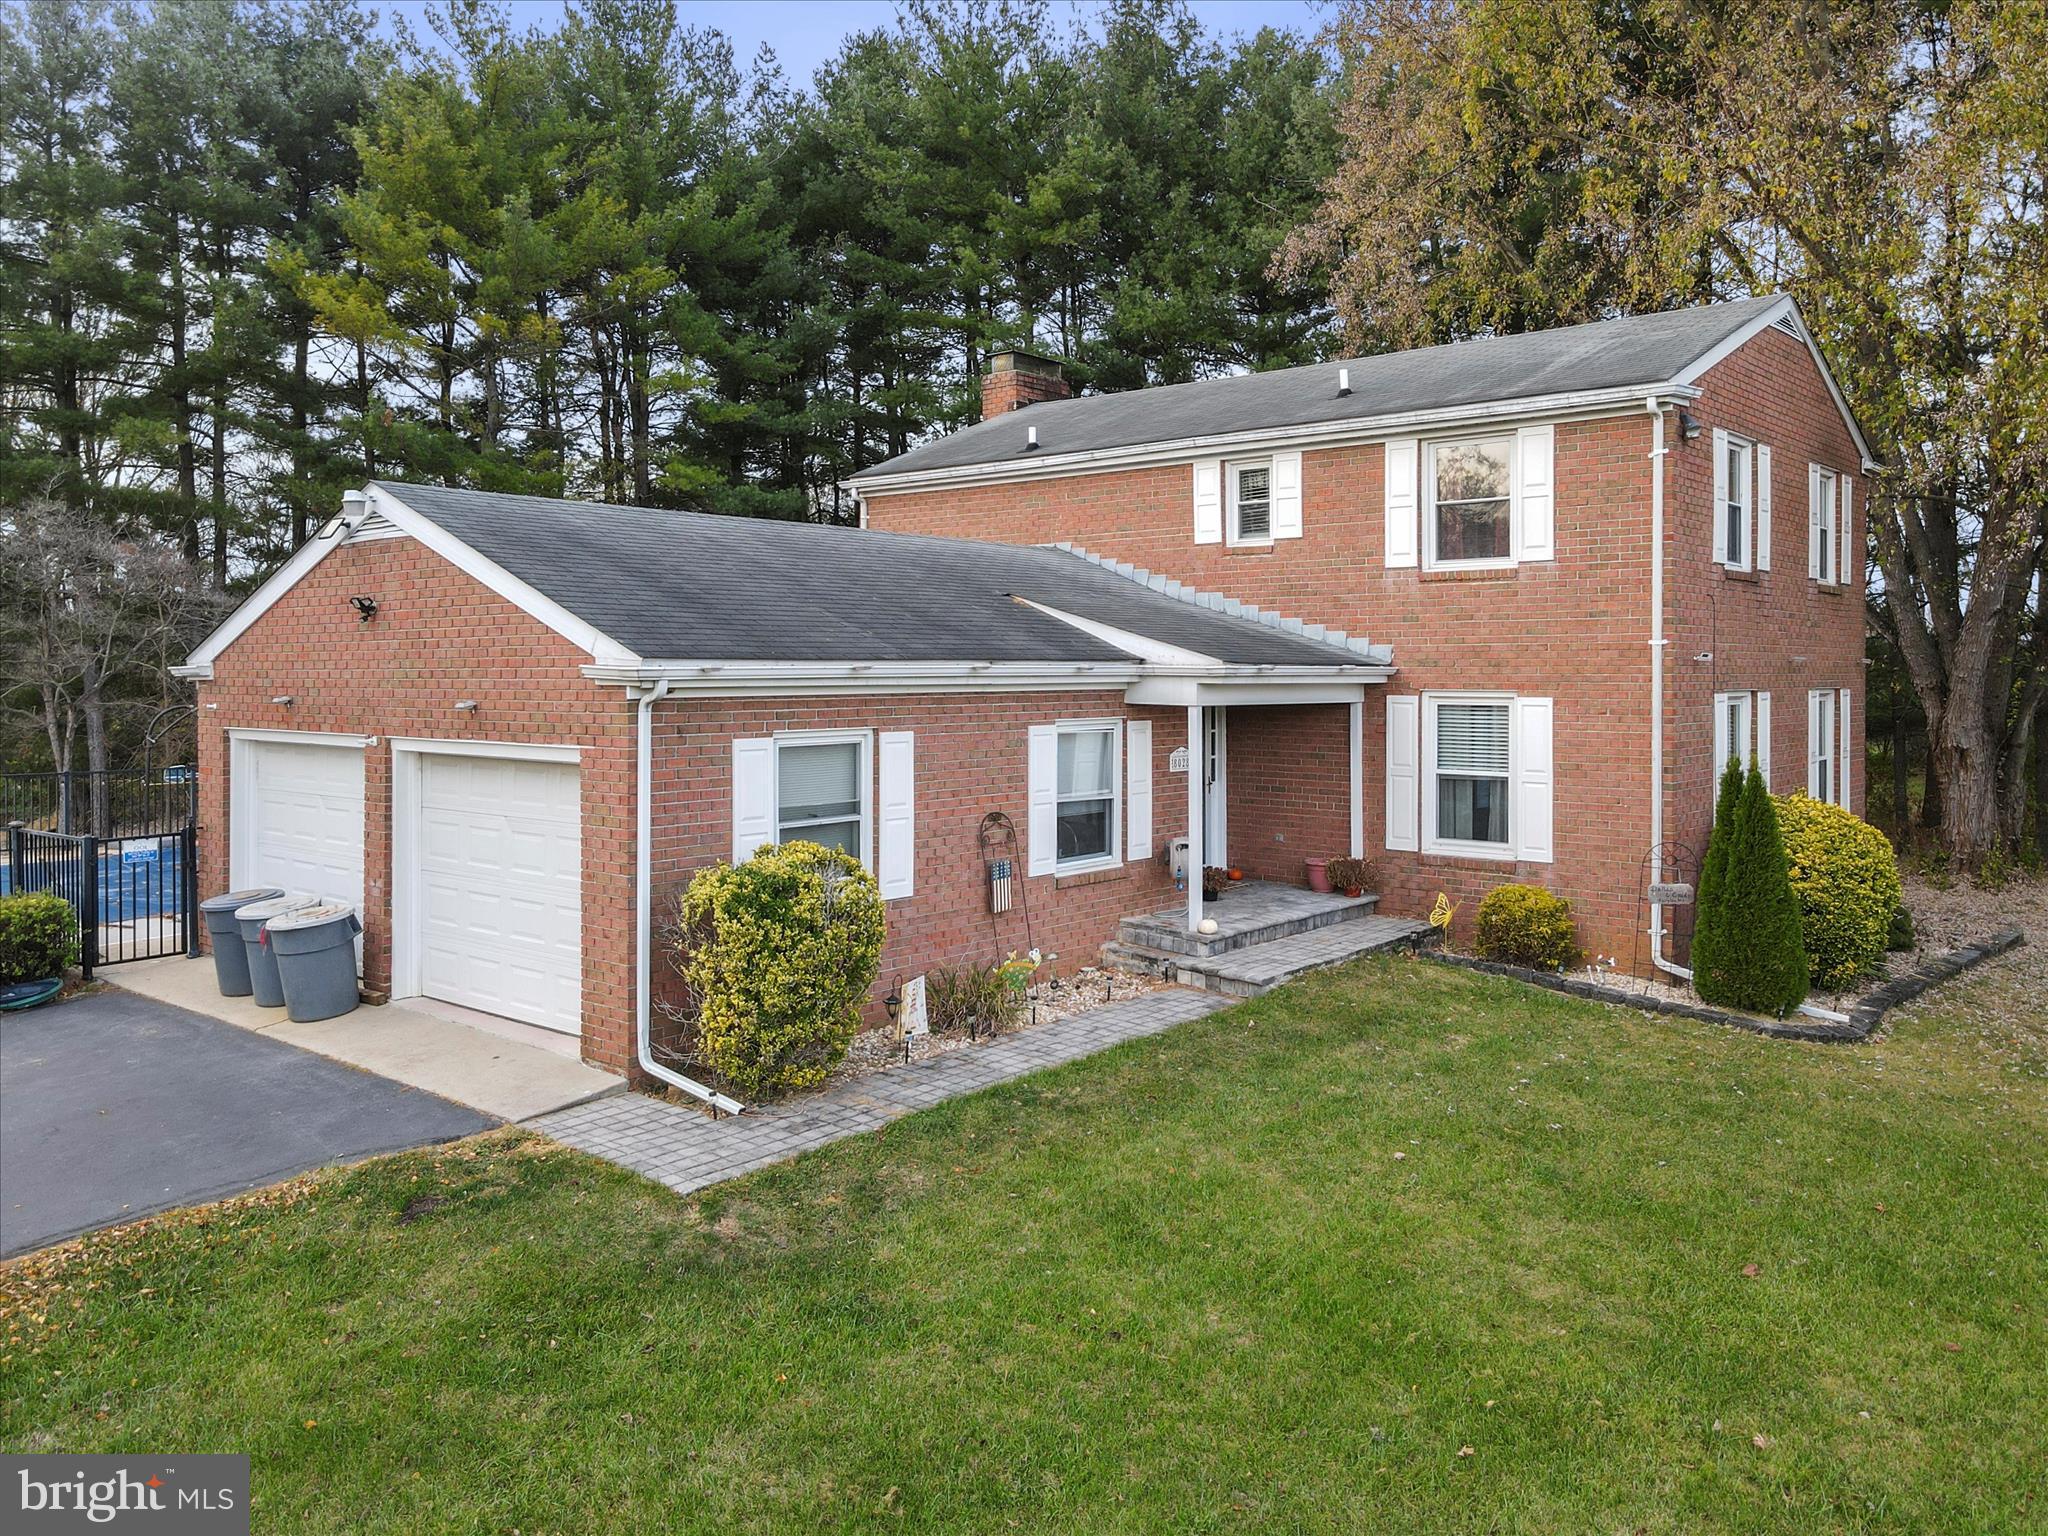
(1109, 916), (1433, 998)
(1117, 880), (1380, 960)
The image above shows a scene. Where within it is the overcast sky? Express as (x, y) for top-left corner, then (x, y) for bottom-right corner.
(371, 1), (1330, 85)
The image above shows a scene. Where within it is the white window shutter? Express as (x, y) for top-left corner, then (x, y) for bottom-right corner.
(1755, 444), (1772, 570)
(1514, 696), (1554, 864)
(1192, 459), (1223, 545)
(1026, 723), (1058, 876)
(1712, 428), (1730, 565)
(1839, 688), (1853, 811)
(1384, 695), (1419, 851)
(1126, 720), (1153, 861)
(1516, 424), (1554, 561)
(1808, 464), (1824, 580)
(1384, 439), (1418, 568)
(732, 737), (776, 863)
(1757, 692), (1772, 789)
(1840, 474), (1854, 587)
(1271, 450), (1303, 539)
(1712, 694), (1730, 779)
(876, 731), (915, 900)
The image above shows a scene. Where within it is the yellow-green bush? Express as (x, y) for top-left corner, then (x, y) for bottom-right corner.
(1474, 883), (1580, 971)
(677, 841), (886, 1098)
(1774, 793), (1903, 989)
(0, 890), (80, 983)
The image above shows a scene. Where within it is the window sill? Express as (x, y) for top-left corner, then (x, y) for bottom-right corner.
(1718, 566), (1760, 584)
(1814, 580), (1849, 595)
(1419, 842), (1520, 865)
(1054, 862), (1128, 890)
(1224, 541), (1275, 555)
(1416, 565), (1518, 583)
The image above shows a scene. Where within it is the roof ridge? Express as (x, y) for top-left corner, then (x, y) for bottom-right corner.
(1045, 542), (1395, 665)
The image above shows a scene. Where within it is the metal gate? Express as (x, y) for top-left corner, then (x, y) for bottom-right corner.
(2, 770), (200, 979)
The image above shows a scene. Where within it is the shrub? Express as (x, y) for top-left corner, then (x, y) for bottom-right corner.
(1775, 793), (1905, 988)
(1688, 757), (1746, 994)
(677, 841), (886, 1098)
(925, 960), (1021, 1037)
(1887, 903), (1916, 951)
(1474, 883), (1580, 970)
(0, 890), (80, 984)
(1325, 856), (1375, 894)
(1694, 766), (1809, 1016)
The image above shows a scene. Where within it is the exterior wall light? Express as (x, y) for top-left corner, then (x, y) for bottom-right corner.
(453, 700), (479, 712)
(350, 595), (379, 622)
(271, 695), (294, 706)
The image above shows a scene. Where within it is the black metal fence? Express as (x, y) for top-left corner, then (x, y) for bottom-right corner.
(3, 769), (199, 977)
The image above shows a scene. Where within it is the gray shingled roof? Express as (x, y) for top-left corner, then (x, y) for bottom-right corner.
(377, 483), (1373, 669)
(859, 296), (1785, 480)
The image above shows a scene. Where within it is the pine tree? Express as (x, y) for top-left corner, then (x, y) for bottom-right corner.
(1689, 756), (1745, 1000)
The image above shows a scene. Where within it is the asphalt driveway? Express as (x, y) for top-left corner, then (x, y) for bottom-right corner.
(1, 988), (495, 1258)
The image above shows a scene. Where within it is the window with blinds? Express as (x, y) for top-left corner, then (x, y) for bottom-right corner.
(777, 738), (864, 855)
(1056, 723), (1118, 865)
(1231, 462), (1272, 543)
(1433, 700), (1511, 846)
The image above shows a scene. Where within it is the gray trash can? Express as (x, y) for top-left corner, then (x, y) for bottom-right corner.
(267, 904), (363, 1023)
(234, 893), (316, 1008)
(200, 887), (283, 996)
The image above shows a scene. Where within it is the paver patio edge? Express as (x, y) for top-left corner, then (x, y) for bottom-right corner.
(528, 987), (1231, 1195)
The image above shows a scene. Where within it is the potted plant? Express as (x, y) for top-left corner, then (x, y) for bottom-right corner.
(1325, 856), (1375, 899)
(1305, 857), (1333, 893)
(1201, 865), (1230, 902)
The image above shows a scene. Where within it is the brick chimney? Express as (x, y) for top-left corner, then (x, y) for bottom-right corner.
(980, 349), (1069, 420)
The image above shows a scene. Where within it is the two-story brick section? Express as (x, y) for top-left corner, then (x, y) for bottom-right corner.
(851, 294), (1873, 973)
(177, 295), (1869, 1103)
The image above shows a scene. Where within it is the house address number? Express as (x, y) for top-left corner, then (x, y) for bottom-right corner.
(1168, 747), (1190, 774)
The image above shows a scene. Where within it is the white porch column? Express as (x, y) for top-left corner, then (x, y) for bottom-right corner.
(1349, 698), (1365, 859)
(1186, 703), (1204, 935)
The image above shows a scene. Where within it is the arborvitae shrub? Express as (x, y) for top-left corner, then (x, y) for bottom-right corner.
(1688, 758), (1746, 995)
(1695, 765), (1810, 1016)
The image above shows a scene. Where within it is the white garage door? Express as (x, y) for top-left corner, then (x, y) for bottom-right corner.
(236, 738), (366, 914)
(415, 753), (582, 1034)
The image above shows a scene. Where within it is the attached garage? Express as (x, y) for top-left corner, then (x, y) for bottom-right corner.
(229, 731), (367, 916)
(392, 742), (583, 1036)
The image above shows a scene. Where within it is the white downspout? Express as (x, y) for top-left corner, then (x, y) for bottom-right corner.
(1645, 398), (1690, 982)
(636, 680), (746, 1115)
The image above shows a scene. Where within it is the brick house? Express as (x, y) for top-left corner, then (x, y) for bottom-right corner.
(176, 294), (1870, 1101)
(850, 293), (1872, 971)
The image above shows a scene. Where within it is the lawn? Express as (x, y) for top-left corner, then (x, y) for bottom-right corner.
(4, 955), (2042, 1534)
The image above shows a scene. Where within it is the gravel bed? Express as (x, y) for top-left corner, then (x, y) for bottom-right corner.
(830, 966), (1168, 1082)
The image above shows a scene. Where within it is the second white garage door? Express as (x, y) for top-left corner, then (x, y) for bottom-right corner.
(415, 753), (583, 1035)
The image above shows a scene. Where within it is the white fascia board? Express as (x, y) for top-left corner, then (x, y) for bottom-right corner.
(1124, 676), (1382, 708)
(178, 484), (642, 677)
(847, 383), (1700, 496)
(584, 659), (1392, 700)
(1011, 597), (1219, 667)
(1669, 296), (1878, 468)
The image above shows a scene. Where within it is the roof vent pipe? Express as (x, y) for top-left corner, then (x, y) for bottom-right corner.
(1337, 368), (1351, 398)
(1026, 425), (1039, 451)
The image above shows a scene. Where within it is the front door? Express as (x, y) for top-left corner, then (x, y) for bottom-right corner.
(1203, 706), (1228, 867)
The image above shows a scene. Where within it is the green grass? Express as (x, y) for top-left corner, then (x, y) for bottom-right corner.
(5, 956), (2043, 1533)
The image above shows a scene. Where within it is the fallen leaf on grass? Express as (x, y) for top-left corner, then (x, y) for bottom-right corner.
(1752, 1433), (1771, 1449)
(1741, 1264), (1760, 1278)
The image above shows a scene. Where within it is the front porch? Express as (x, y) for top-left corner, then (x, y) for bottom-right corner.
(1106, 880), (1430, 997)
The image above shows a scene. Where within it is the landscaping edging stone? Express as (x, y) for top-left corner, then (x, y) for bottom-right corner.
(1417, 929), (2025, 1043)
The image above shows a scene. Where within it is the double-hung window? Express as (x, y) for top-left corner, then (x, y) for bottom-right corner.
(1809, 690), (1838, 804)
(1721, 433), (1753, 570)
(1429, 696), (1512, 850)
(1228, 461), (1272, 545)
(775, 733), (869, 857)
(1714, 692), (1753, 784)
(1811, 466), (1839, 584)
(1427, 435), (1514, 567)
(1055, 722), (1119, 868)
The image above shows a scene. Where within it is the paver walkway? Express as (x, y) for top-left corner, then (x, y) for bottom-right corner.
(530, 987), (1230, 1195)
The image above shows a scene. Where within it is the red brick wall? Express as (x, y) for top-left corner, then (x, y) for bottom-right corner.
(645, 692), (1185, 1046)
(1224, 704), (1354, 883)
(1665, 326), (1866, 884)
(863, 328), (1868, 973)
(193, 536), (641, 1074)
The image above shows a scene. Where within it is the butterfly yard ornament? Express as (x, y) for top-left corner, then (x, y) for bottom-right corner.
(1428, 891), (1456, 945)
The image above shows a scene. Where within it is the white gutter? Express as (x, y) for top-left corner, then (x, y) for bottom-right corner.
(635, 679), (745, 1116)
(850, 383), (1703, 495)
(584, 658), (1393, 695)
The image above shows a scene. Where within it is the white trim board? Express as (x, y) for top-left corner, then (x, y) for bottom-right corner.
(1669, 295), (1877, 469)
